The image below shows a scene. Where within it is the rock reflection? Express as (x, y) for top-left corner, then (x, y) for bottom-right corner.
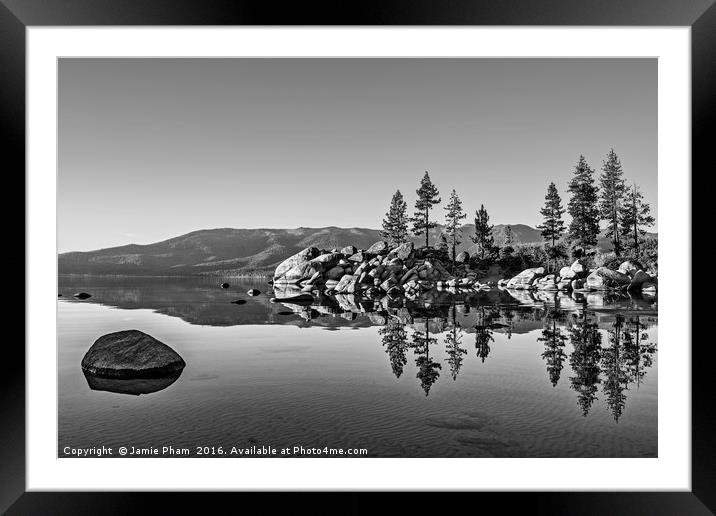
(83, 369), (183, 396)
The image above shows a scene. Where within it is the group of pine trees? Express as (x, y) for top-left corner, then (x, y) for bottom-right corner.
(536, 149), (655, 259)
(382, 152), (654, 270)
(381, 171), (496, 264)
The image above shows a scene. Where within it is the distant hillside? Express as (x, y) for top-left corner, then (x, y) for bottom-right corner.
(58, 224), (656, 276)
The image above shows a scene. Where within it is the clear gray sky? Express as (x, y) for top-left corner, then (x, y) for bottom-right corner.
(58, 58), (657, 252)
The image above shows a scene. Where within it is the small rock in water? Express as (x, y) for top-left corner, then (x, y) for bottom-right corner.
(231, 299), (247, 305)
(220, 283), (230, 289)
(247, 289), (261, 296)
(81, 330), (186, 378)
(73, 292), (92, 299)
(58, 294), (63, 297)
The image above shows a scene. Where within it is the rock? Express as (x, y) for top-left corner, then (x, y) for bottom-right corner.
(559, 266), (577, 280)
(340, 245), (357, 256)
(73, 292), (92, 299)
(585, 267), (631, 290)
(570, 260), (587, 276)
(390, 242), (414, 261)
(231, 299), (247, 305)
(304, 271), (322, 285)
(618, 260), (644, 277)
(273, 247), (321, 284)
(628, 270), (651, 290)
(310, 252), (342, 271)
(324, 265), (345, 281)
(455, 251), (470, 264)
(247, 289), (261, 296)
(81, 330), (186, 378)
(641, 281), (657, 293)
(220, 283), (230, 289)
(348, 252), (365, 263)
(506, 267), (545, 289)
(387, 285), (403, 296)
(58, 294), (62, 297)
(367, 240), (389, 254)
(333, 274), (356, 294)
(557, 279), (572, 291)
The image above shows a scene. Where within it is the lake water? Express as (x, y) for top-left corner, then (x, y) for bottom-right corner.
(58, 276), (657, 458)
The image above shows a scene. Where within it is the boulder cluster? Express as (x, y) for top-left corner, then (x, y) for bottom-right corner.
(273, 241), (490, 298)
(272, 242), (657, 300)
(501, 259), (657, 293)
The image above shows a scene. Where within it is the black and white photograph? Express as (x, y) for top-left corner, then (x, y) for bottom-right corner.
(56, 57), (659, 459)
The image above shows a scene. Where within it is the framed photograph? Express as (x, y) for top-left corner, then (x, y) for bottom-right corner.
(6, 0), (713, 512)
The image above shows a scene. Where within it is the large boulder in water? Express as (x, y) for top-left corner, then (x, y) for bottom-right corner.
(585, 267), (631, 290)
(273, 247), (321, 284)
(73, 292), (92, 299)
(506, 267), (545, 289)
(81, 330), (186, 378)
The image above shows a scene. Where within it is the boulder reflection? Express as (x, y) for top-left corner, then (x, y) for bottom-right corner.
(83, 369), (183, 396)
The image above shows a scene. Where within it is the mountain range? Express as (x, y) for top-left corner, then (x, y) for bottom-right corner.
(58, 224), (654, 276)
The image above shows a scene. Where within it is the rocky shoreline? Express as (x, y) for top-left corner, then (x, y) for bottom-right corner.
(272, 241), (657, 299)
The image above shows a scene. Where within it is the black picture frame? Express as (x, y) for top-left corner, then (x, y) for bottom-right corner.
(3, 1), (712, 513)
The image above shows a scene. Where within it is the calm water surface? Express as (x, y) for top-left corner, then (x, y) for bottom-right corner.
(58, 276), (657, 458)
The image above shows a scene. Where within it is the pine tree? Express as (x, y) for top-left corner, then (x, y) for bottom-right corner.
(380, 190), (409, 245)
(619, 183), (655, 257)
(599, 149), (627, 255)
(411, 171), (441, 248)
(567, 155), (600, 249)
(471, 204), (495, 260)
(537, 182), (566, 248)
(443, 189), (466, 268)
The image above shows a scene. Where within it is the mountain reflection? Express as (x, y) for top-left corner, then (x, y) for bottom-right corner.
(60, 276), (657, 417)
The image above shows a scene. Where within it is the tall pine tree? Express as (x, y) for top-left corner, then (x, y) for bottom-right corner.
(619, 183), (655, 256)
(599, 149), (627, 255)
(537, 182), (566, 248)
(380, 190), (409, 245)
(443, 189), (466, 268)
(411, 171), (441, 248)
(472, 204), (495, 260)
(567, 155), (600, 249)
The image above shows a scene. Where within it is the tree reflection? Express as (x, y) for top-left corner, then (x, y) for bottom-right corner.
(379, 319), (409, 378)
(538, 314), (568, 387)
(622, 316), (657, 388)
(444, 301), (467, 381)
(411, 318), (441, 395)
(474, 306), (495, 362)
(568, 312), (603, 417)
(601, 314), (630, 422)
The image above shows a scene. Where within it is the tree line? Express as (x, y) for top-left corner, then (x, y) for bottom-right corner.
(380, 150), (655, 270)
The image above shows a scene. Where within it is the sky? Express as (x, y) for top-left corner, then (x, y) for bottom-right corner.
(58, 58), (657, 252)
